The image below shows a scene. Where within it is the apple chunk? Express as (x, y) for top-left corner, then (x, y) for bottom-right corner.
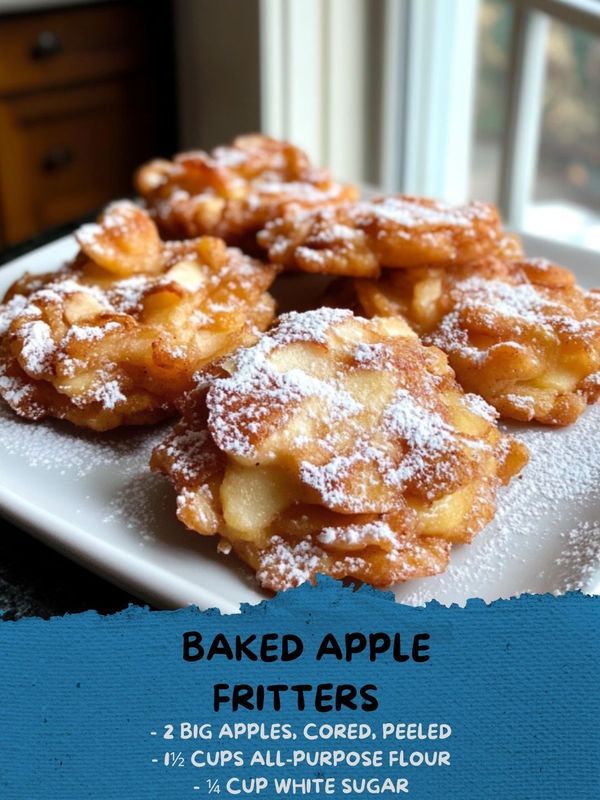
(220, 461), (294, 541)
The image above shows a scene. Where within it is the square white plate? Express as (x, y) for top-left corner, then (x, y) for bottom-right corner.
(0, 233), (599, 611)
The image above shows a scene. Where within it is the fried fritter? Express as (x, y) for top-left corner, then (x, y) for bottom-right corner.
(135, 134), (357, 246)
(151, 308), (527, 591)
(257, 195), (503, 277)
(0, 201), (277, 431)
(353, 257), (600, 425)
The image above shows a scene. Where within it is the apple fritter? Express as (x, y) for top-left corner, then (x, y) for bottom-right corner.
(135, 134), (358, 246)
(0, 201), (277, 431)
(151, 308), (527, 591)
(257, 195), (503, 278)
(353, 257), (600, 425)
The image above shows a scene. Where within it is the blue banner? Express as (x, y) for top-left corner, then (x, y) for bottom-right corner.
(1, 580), (598, 798)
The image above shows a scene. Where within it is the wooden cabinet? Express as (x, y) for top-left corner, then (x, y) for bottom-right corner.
(0, 1), (175, 247)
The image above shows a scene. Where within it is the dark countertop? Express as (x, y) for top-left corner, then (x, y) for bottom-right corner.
(1, 219), (143, 619)
(0, 521), (141, 619)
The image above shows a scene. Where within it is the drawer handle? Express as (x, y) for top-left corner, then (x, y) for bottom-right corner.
(42, 147), (73, 172)
(31, 31), (63, 60)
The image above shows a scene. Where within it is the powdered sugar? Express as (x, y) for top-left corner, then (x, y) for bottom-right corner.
(459, 277), (584, 331)
(206, 146), (247, 169)
(65, 321), (122, 344)
(102, 469), (176, 543)
(0, 294), (31, 335)
(355, 196), (494, 229)
(549, 520), (600, 593)
(305, 222), (357, 243)
(505, 394), (536, 415)
(206, 308), (358, 459)
(202, 308), (504, 526)
(0, 367), (36, 408)
(0, 367), (598, 603)
(76, 199), (140, 250)
(257, 536), (325, 588)
(318, 520), (397, 547)
(397, 401), (600, 605)
(0, 400), (163, 477)
(93, 380), (126, 410)
(430, 276), (596, 361)
(0, 242), (257, 420)
(265, 307), (353, 347)
(19, 320), (56, 376)
(255, 180), (343, 203)
(300, 445), (390, 512)
(35, 279), (109, 309)
(464, 392), (499, 422)
(383, 389), (454, 452)
(353, 342), (396, 370)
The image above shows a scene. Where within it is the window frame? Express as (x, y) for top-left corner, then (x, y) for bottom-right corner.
(498, 0), (600, 230)
(259, 0), (367, 179)
(258, 0), (600, 250)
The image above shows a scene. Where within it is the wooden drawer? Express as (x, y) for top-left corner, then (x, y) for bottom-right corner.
(0, 79), (154, 245)
(0, 3), (144, 95)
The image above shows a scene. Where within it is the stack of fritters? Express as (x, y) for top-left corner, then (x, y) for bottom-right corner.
(353, 257), (600, 426)
(257, 192), (600, 426)
(135, 134), (357, 247)
(258, 194), (505, 276)
(2, 133), (598, 591)
(0, 201), (277, 430)
(151, 308), (527, 590)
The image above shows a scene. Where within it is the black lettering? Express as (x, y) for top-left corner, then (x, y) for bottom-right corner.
(336, 684), (358, 710)
(345, 633), (367, 660)
(290, 684), (312, 711)
(267, 684), (287, 711)
(213, 683), (230, 711)
(234, 684), (255, 710)
(260, 634), (278, 661)
(392, 633), (410, 662)
(207, 634), (234, 660)
(369, 633), (391, 660)
(282, 634), (303, 661)
(316, 633), (343, 660)
(236, 635), (258, 661)
(360, 684), (379, 711)
(315, 683), (334, 712)
(182, 631), (203, 661)
(413, 633), (430, 662)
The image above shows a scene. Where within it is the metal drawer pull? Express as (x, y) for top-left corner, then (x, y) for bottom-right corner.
(42, 146), (73, 172)
(31, 31), (63, 60)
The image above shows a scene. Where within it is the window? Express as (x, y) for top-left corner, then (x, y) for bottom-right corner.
(530, 17), (600, 249)
(257, 0), (599, 249)
(472, 0), (600, 249)
(472, 0), (513, 204)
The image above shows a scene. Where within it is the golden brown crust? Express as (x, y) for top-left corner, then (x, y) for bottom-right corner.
(0, 202), (277, 431)
(151, 308), (527, 591)
(352, 257), (600, 426)
(135, 134), (358, 245)
(257, 195), (504, 277)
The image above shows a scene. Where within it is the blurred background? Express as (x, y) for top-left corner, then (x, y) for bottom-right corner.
(0, 0), (598, 255)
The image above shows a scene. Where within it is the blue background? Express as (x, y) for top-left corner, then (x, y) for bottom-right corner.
(1, 581), (598, 799)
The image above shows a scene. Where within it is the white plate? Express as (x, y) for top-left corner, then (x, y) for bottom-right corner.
(0, 234), (599, 611)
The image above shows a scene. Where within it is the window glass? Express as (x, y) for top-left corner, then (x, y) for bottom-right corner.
(471, 0), (513, 203)
(526, 19), (600, 250)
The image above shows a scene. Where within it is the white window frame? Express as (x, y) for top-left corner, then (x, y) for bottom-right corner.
(499, 0), (600, 230)
(258, 0), (599, 246)
(260, 0), (367, 181)
(380, 0), (600, 225)
(379, 0), (480, 201)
